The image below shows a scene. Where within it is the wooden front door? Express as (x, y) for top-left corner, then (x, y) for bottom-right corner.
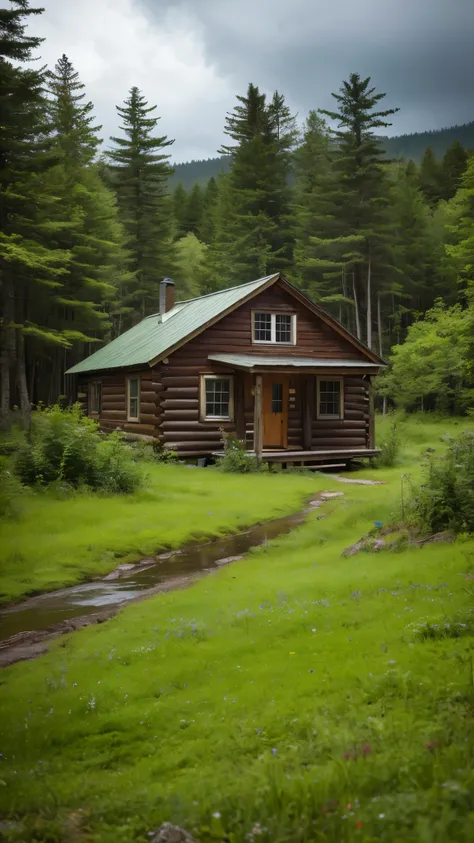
(262, 375), (288, 448)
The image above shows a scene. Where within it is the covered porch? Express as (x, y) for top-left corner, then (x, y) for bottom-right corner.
(208, 353), (380, 466)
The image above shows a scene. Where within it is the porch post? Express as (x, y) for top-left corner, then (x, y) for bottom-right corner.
(368, 378), (375, 449)
(254, 374), (263, 460)
(302, 377), (312, 450)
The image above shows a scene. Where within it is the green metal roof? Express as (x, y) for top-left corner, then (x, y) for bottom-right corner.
(208, 354), (382, 370)
(66, 275), (278, 375)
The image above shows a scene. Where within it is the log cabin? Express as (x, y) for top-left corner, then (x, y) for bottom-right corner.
(66, 273), (385, 467)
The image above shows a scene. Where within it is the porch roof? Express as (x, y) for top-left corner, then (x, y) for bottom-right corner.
(208, 353), (382, 372)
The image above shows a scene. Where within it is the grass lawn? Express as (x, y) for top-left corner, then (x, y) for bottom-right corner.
(0, 466), (319, 605)
(1, 414), (474, 842)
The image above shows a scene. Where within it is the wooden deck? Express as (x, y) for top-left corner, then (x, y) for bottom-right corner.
(213, 447), (379, 465)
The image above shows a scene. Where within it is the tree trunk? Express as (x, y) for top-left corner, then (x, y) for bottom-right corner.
(366, 257), (372, 349)
(352, 270), (361, 340)
(0, 273), (16, 430)
(16, 329), (31, 429)
(382, 395), (387, 416)
(377, 292), (383, 357)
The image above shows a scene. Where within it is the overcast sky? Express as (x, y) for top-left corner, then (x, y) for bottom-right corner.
(29, 0), (474, 162)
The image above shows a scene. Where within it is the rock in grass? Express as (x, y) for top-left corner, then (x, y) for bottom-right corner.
(149, 823), (197, 843)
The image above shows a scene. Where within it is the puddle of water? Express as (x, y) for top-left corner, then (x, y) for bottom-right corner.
(0, 510), (308, 643)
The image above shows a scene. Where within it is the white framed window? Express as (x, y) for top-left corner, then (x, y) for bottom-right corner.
(90, 381), (101, 415)
(252, 311), (296, 345)
(200, 374), (234, 421)
(127, 377), (140, 421)
(317, 378), (344, 420)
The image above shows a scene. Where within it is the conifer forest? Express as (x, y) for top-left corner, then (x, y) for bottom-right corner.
(1, 0), (474, 427)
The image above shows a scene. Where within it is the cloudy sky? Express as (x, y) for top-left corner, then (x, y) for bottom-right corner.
(31, 0), (474, 162)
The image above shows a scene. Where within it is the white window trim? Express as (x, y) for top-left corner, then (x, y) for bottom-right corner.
(316, 377), (344, 420)
(200, 374), (234, 422)
(126, 376), (140, 422)
(89, 380), (102, 416)
(252, 311), (297, 346)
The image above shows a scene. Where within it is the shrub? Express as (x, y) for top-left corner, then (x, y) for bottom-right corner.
(15, 404), (142, 493)
(410, 431), (474, 533)
(0, 456), (25, 518)
(218, 432), (267, 474)
(375, 420), (401, 467)
(129, 440), (179, 464)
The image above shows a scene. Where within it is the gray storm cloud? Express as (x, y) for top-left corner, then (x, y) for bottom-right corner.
(35, 0), (474, 161)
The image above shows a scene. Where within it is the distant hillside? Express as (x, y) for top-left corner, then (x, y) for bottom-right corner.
(169, 121), (474, 190)
(381, 121), (474, 162)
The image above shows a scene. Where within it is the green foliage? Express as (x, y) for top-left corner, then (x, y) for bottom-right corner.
(410, 431), (474, 533)
(208, 83), (296, 286)
(218, 431), (266, 473)
(107, 86), (175, 324)
(374, 419), (401, 467)
(174, 232), (207, 300)
(15, 404), (141, 493)
(379, 302), (473, 412)
(0, 455), (25, 518)
(128, 440), (179, 464)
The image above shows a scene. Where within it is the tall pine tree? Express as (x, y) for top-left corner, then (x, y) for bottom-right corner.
(108, 87), (175, 322)
(210, 83), (296, 286)
(312, 73), (399, 347)
(0, 0), (68, 426)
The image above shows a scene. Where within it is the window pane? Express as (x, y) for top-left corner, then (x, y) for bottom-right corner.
(271, 383), (283, 413)
(129, 378), (139, 399)
(275, 314), (292, 343)
(205, 378), (230, 418)
(254, 312), (272, 342)
(91, 382), (101, 413)
(129, 397), (138, 419)
(319, 381), (341, 417)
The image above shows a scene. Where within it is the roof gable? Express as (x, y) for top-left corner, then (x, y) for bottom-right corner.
(66, 273), (383, 375)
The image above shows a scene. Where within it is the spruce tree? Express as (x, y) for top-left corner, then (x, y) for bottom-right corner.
(213, 83), (296, 285)
(440, 141), (469, 201)
(29, 55), (131, 402)
(108, 87), (175, 321)
(313, 73), (399, 347)
(419, 146), (443, 205)
(172, 182), (188, 239)
(48, 53), (102, 169)
(185, 183), (204, 236)
(293, 112), (349, 315)
(198, 176), (219, 244)
(0, 0), (68, 426)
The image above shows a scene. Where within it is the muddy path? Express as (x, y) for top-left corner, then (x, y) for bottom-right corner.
(0, 492), (343, 668)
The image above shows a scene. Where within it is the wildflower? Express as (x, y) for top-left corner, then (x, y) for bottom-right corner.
(379, 813), (385, 819)
(272, 748), (277, 756)
(343, 752), (351, 760)
(355, 820), (363, 829)
(361, 743), (371, 756)
(212, 812), (221, 819)
(347, 803), (352, 810)
(289, 651), (295, 655)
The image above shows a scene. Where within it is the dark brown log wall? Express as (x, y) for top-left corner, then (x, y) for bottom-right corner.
(80, 370), (163, 437)
(311, 376), (370, 450)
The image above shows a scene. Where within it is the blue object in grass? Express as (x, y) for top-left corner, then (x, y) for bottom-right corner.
(374, 522), (384, 528)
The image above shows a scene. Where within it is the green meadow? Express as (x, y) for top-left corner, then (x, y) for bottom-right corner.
(1, 414), (473, 842)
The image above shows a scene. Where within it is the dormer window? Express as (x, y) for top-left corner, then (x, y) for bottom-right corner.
(252, 312), (296, 345)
